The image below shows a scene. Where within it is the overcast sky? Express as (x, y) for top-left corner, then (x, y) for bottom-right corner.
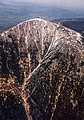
(2, 0), (84, 9)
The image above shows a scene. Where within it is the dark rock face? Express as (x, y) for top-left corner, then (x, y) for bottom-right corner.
(0, 18), (84, 120)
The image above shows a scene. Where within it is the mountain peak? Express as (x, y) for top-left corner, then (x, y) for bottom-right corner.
(0, 18), (84, 120)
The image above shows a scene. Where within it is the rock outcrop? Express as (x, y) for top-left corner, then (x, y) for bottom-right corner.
(0, 18), (84, 120)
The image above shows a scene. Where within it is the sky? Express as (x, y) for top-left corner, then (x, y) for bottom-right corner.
(1, 0), (84, 9)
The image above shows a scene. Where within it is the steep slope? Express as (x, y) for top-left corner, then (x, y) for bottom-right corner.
(0, 18), (84, 120)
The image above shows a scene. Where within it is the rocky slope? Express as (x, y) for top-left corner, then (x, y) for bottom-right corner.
(0, 18), (84, 120)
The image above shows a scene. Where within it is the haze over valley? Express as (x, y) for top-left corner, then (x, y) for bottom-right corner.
(0, 1), (84, 32)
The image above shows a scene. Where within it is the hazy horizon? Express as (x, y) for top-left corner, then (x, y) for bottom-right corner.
(0, 0), (84, 32)
(1, 0), (84, 10)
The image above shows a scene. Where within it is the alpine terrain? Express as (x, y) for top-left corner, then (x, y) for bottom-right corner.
(0, 18), (84, 120)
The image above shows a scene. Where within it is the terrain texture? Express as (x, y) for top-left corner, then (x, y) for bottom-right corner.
(0, 18), (84, 120)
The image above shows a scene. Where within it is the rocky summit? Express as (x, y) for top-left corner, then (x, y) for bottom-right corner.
(0, 18), (84, 120)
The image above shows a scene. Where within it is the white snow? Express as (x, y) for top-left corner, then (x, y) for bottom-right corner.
(25, 36), (28, 45)
(1, 33), (4, 36)
(1, 17), (83, 59)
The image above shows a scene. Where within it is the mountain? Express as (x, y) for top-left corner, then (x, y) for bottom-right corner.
(0, 18), (84, 120)
(0, 2), (84, 32)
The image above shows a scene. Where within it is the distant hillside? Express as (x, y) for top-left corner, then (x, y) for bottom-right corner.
(52, 18), (84, 34)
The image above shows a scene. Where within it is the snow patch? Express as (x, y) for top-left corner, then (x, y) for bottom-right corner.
(1, 33), (4, 36)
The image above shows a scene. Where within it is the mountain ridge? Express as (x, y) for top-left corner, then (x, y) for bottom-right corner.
(0, 18), (84, 120)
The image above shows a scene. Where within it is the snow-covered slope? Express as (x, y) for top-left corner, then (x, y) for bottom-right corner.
(1, 18), (84, 60)
(0, 18), (84, 120)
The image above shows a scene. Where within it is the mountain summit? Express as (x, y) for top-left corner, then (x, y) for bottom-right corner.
(0, 18), (84, 120)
